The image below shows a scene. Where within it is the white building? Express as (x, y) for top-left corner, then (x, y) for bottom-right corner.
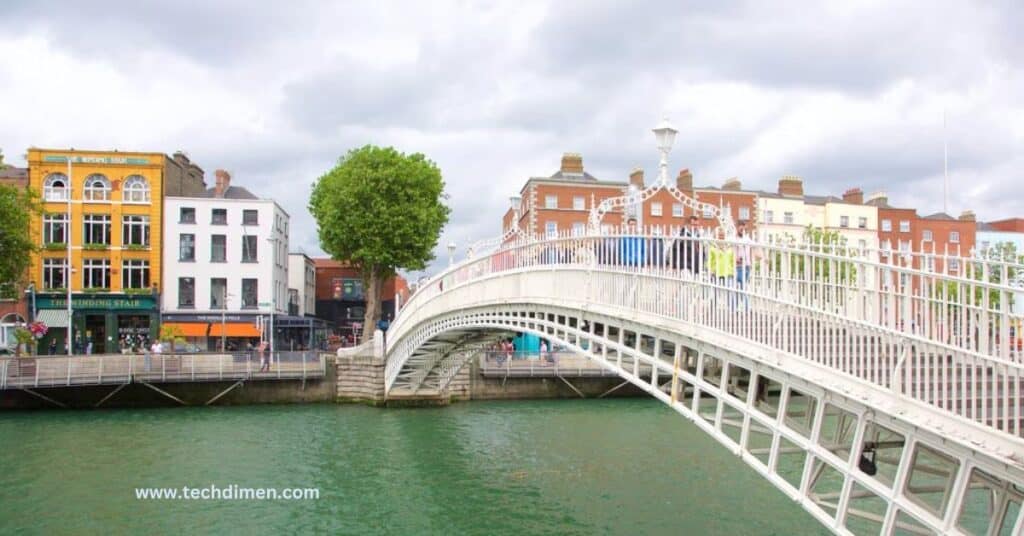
(757, 177), (878, 251)
(288, 252), (316, 317)
(161, 170), (289, 349)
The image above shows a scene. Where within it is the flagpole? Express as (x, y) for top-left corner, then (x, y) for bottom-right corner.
(943, 110), (948, 215)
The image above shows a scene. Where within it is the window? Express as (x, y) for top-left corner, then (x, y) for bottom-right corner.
(122, 259), (150, 289)
(178, 278), (195, 308)
(545, 221), (557, 237)
(82, 174), (111, 201)
(899, 220), (910, 233)
(572, 222), (585, 236)
(212, 208), (227, 225)
(738, 206), (750, 221)
(858, 239), (867, 250)
(949, 259), (960, 272)
(83, 214), (111, 245)
(882, 240), (892, 251)
(702, 206), (714, 219)
(210, 278), (227, 309)
(208, 235), (226, 262)
(858, 217), (867, 229)
(43, 173), (69, 201)
(42, 258), (67, 289)
(42, 214), (68, 245)
(840, 215), (849, 228)
(783, 212), (794, 225)
(122, 175), (150, 203)
(926, 257), (936, 272)
(672, 203), (683, 217)
(572, 196), (584, 210)
(899, 240), (911, 252)
(242, 279), (258, 309)
(179, 233), (195, 261)
(765, 210), (775, 224)
(881, 219), (892, 232)
(651, 202), (663, 217)
(180, 207), (196, 224)
(242, 235), (258, 262)
(949, 231), (960, 244)
(243, 209), (258, 225)
(83, 259), (110, 289)
(922, 229), (933, 242)
(980, 240), (990, 252)
(122, 215), (150, 247)
(545, 195), (557, 209)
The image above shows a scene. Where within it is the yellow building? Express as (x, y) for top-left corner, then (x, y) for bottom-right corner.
(26, 148), (205, 353)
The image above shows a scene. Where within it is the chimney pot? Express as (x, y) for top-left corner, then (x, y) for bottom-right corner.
(560, 153), (583, 175)
(958, 210), (976, 222)
(722, 177), (742, 191)
(676, 168), (693, 191)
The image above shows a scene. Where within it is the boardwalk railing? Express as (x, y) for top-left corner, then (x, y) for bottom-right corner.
(478, 351), (624, 378)
(390, 226), (1024, 437)
(0, 352), (326, 390)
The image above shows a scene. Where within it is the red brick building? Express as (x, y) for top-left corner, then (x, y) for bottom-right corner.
(867, 192), (976, 274)
(988, 218), (1024, 233)
(502, 154), (758, 237)
(312, 259), (408, 337)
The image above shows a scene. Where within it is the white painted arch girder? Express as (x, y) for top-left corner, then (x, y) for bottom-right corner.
(389, 301), (1024, 535)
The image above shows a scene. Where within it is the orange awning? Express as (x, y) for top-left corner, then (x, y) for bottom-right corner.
(162, 322), (262, 338)
(208, 322), (262, 337)
(161, 323), (210, 337)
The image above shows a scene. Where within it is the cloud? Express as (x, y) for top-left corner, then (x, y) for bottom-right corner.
(0, 0), (1021, 277)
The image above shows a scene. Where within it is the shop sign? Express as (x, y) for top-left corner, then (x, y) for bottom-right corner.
(43, 155), (150, 165)
(332, 278), (363, 300)
(36, 294), (157, 310)
(162, 313), (254, 323)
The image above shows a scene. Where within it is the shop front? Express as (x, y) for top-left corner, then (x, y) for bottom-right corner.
(33, 293), (159, 355)
(161, 313), (263, 352)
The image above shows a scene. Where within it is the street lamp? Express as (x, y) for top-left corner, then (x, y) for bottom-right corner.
(652, 117), (678, 186)
(447, 241), (456, 267)
(220, 289), (235, 352)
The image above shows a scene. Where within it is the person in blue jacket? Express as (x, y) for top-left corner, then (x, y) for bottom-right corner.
(620, 217), (646, 267)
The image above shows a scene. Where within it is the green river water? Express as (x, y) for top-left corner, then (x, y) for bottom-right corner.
(0, 399), (826, 535)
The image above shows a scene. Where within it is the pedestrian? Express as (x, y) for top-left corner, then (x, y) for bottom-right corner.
(708, 229), (736, 308)
(259, 340), (270, 372)
(734, 222), (752, 311)
(539, 340), (548, 364)
(143, 339), (152, 372)
(48, 338), (57, 356)
(86, 340), (93, 355)
(672, 215), (703, 275)
(619, 217), (646, 269)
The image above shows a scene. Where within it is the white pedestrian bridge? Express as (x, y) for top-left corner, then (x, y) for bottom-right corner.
(385, 229), (1024, 535)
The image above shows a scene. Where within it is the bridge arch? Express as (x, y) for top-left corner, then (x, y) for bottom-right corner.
(385, 233), (1024, 535)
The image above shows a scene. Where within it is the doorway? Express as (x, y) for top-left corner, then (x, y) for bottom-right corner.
(85, 314), (106, 354)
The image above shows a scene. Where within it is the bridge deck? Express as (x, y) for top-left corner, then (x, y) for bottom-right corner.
(0, 353), (326, 390)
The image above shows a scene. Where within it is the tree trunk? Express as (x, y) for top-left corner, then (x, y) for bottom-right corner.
(361, 267), (382, 344)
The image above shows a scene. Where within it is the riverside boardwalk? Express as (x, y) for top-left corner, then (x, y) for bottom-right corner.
(0, 352), (327, 407)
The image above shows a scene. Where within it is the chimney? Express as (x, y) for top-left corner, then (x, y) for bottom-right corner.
(629, 167), (644, 188)
(866, 191), (888, 205)
(676, 168), (693, 191)
(842, 187), (863, 205)
(560, 153), (583, 175)
(958, 210), (976, 222)
(214, 169), (231, 198)
(722, 177), (742, 191)
(778, 175), (804, 197)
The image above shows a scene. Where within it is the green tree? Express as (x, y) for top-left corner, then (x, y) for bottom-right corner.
(0, 185), (39, 299)
(309, 145), (450, 341)
(935, 241), (1021, 313)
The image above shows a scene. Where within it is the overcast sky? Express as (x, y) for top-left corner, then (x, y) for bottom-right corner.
(1, 1), (1021, 275)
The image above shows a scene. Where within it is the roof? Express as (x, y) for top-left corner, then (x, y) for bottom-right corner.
(549, 170), (601, 181)
(804, 195), (842, 206)
(196, 185), (258, 200)
(312, 258), (353, 269)
(865, 197), (892, 208)
(976, 222), (996, 231)
(922, 212), (955, 221)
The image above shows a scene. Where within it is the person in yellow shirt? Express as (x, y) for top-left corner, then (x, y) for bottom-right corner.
(707, 229), (736, 308)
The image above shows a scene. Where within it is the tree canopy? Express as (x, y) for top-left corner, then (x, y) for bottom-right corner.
(309, 145), (450, 340)
(0, 185), (39, 298)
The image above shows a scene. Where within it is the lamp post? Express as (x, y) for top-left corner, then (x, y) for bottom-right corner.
(447, 241), (456, 267)
(220, 289), (235, 352)
(266, 236), (280, 363)
(652, 117), (678, 187)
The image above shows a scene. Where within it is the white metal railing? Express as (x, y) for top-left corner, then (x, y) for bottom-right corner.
(477, 350), (624, 378)
(389, 226), (1024, 436)
(0, 352), (326, 390)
